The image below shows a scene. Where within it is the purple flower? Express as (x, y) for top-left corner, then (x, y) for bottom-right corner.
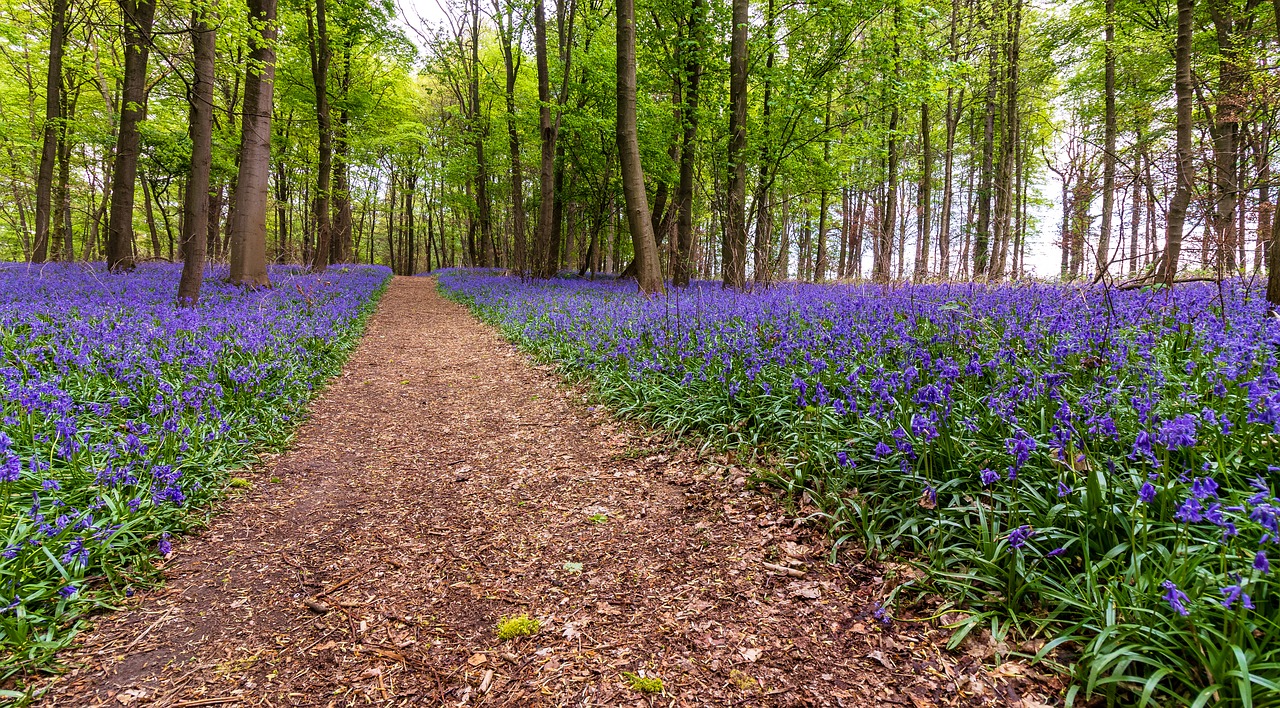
(873, 442), (893, 459)
(1057, 481), (1072, 498)
(1174, 497), (1203, 524)
(158, 534), (172, 557)
(980, 468), (999, 486)
(1138, 482), (1157, 504)
(1008, 525), (1034, 550)
(1047, 547), (1067, 557)
(1161, 580), (1190, 616)
(1157, 414), (1198, 450)
(1255, 551), (1270, 574)
(58, 585), (77, 599)
(836, 451), (853, 468)
(1220, 576), (1254, 610)
(1191, 477), (1219, 500)
(872, 603), (891, 626)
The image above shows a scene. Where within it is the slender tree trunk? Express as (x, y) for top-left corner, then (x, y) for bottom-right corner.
(179, 6), (215, 304)
(306, 0), (333, 272)
(1097, 0), (1116, 278)
(674, 0), (703, 288)
(53, 77), (76, 261)
(332, 43), (353, 263)
(1209, 0), (1241, 275)
(723, 0), (749, 288)
(974, 6), (997, 278)
(106, 0), (157, 271)
(876, 106), (899, 283)
(534, 0), (556, 277)
(496, 0), (527, 275)
(228, 0), (277, 287)
(914, 100), (932, 282)
(1160, 0), (1193, 286)
(142, 176), (161, 257)
(617, 0), (663, 293)
(33, 0), (67, 263)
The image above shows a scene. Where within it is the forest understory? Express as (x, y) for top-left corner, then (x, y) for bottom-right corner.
(23, 276), (1047, 707)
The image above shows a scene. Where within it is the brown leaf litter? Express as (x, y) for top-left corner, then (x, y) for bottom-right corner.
(30, 276), (1057, 706)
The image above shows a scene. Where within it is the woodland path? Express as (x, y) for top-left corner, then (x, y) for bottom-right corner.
(39, 277), (1008, 707)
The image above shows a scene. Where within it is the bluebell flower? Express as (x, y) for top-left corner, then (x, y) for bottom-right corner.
(1008, 525), (1034, 550)
(1138, 482), (1157, 504)
(980, 468), (999, 486)
(1161, 580), (1190, 616)
(1220, 576), (1254, 610)
(1255, 551), (1270, 574)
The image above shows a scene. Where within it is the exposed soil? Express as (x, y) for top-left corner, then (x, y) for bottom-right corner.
(35, 276), (1047, 707)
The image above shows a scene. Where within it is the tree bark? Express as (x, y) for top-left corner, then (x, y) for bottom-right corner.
(914, 100), (932, 282)
(534, 0), (556, 277)
(974, 4), (997, 279)
(496, 0), (528, 275)
(179, 6), (215, 305)
(723, 0), (748, 288)
(332, 43), (353, 263)
(1097, 0), (1116, 277)
(617, 0), (663, 293)
(306, 0), (333, 272)
(673, 0), (703, 287)
(1160, 0), (1193, 286)
(106, 0), (157, 271)
(33, 0), (67, 264)
(229, 0), (277, 287)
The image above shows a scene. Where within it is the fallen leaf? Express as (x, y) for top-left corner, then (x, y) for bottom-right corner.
(468, 653), (488, 667)
(739, 647), (762, 662)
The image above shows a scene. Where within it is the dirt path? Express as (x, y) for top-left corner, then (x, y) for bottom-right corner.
(39, 277), (1008, 707)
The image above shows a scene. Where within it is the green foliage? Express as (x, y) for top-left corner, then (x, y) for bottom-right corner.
(495, 614), (541, 640)
(622, 671), (664, 694)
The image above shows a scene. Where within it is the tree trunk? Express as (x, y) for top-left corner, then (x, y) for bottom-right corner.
(306, 0), (333, 272)
(33, 0), (67, 264)
(1208, 0), (1241, 275)
(673, 0), (703, 287)
(106, 0), (157, 271)
(974, 9), (997, 279)
(617, 0), (663, 293)
(534, 0), (556, 277)
(228, 0), (277, 287)
(1097, 0), (1116, 278)
(914, 101), (932, 282)
(496, 0), (528, 275)
(332, 43), (353, 263)
(1160, 0), (1193, 286)
(179, 6), (215, 304)
(876, 106), (899, 283)
(723, 0), (748, 288)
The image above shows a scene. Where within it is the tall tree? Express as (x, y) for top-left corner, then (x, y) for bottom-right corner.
(1097, 0), (1116, 278)
(617, 0), (663, 293)
(723, 0), (748, 288)
(1159, 0), (1193, 286)
(306, 0), (334, 272)
(495, 0), (528, 275)
(106, 0), (158, 271)
(228, 0), (277, 287)
(32, 0), (68, 264)
(178, 3), (216, 305)
(673, 0), (703, 288)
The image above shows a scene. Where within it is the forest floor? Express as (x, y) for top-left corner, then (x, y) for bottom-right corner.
(34, 277), (1052, 707)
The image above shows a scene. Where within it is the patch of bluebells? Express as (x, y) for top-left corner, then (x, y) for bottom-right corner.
(0, 262), (388, 661)
(439, 270), (1280, 697)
